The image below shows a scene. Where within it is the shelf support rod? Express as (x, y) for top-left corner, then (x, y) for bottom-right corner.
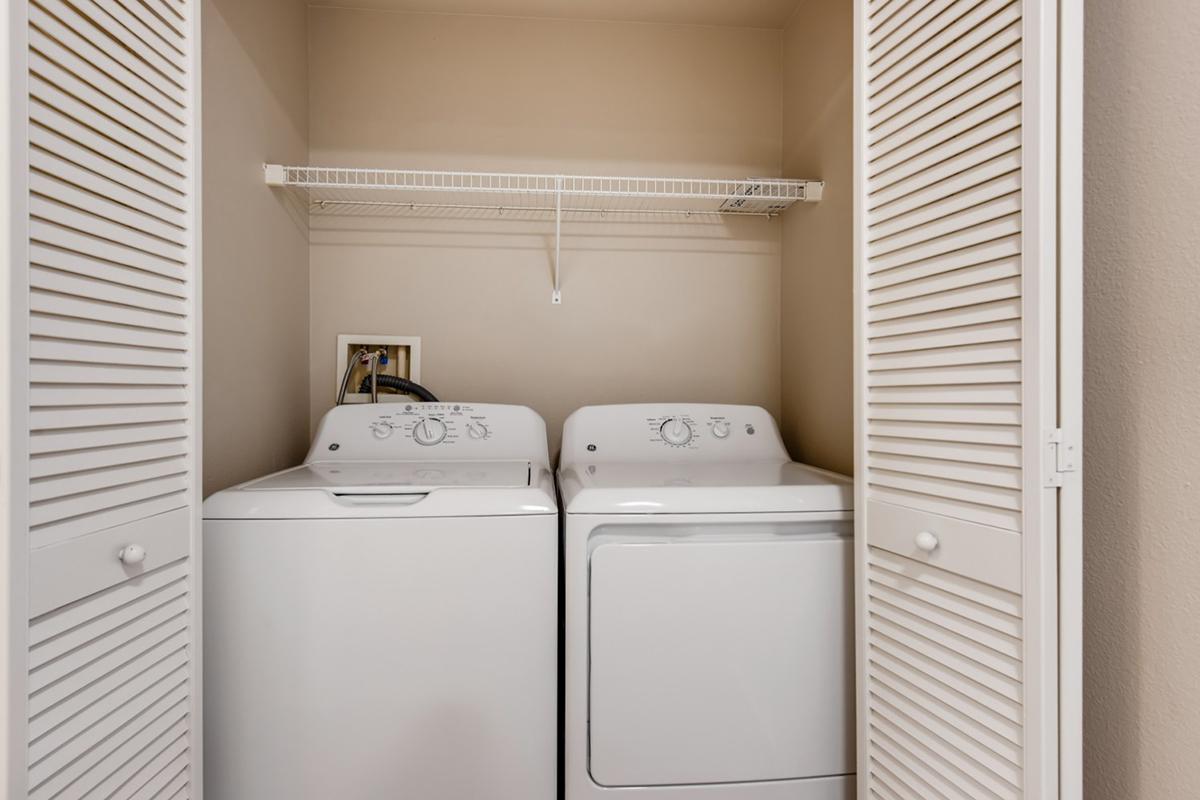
(552, 177), (563, 304)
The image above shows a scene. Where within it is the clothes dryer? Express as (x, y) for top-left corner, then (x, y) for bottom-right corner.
(559, 404), (854, 800)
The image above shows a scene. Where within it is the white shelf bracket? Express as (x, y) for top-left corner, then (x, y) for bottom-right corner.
(552, 177), (563, 304)
(264, 163), (287, 187)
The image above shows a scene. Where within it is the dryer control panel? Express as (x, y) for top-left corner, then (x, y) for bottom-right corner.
(305, 403), (550, 466)
(561, 404), (790, 465)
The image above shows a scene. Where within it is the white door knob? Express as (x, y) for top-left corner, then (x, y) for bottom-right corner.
(118, 544), (147, 565)
(914, 531), (939, 553)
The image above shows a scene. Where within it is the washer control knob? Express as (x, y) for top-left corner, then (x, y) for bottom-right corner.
(370, 422), (394, 439)
(711, 420), (731, 439)
(412, 417), (448, 446)
(466, 421), (489, 440)
(660, 417), (694, 446)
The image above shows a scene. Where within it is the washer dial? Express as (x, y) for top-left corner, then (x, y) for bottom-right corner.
(711, 420), (731, 439)
(660, 417), (694, 446)
(466, 421), (489, 440)
(412, 417), (448, 446)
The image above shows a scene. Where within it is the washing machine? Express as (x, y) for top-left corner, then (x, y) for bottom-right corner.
(203, 403), (557, 800)
(559, 404), (855, 800)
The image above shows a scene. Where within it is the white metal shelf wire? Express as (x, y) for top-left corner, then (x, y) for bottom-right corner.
(264, 164), (824, 303)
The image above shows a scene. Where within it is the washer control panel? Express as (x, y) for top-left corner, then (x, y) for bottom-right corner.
(306, 403), (550, 465)
(356, 403), (492, 448)
(563, 404), (788, 464)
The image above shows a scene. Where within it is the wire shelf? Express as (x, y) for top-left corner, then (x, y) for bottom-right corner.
(265, 165), (823, 216)
(264, 164), (824, 303)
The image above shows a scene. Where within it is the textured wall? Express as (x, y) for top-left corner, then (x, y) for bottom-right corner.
(1083, 0), (1200, 796)
(779, 0), (854, 476)
(306, 8), (785, 453)
(201, 0), (310, 495)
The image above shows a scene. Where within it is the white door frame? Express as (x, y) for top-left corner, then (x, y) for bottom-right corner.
(1057, 0), (1084, 796)
(1022, 0), (1062, 794)
(185, 0), (205, 792)
(0, 1), (30, 795)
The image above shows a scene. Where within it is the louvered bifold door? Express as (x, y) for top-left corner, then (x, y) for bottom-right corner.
(854, 1), (1061, 798)
(20, 0), (201, 797)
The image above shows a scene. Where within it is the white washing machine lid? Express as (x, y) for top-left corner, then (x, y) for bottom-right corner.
(244, 460), (532, 492)
(203, 460), (556, 520)
(558, 460), (852, 515)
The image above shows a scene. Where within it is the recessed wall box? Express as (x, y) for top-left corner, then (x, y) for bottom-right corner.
(336, 334), (422, 404)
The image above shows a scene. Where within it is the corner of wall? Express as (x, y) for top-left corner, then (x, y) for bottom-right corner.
(777, 0), (854, 476)
(201, 0), (312, 496)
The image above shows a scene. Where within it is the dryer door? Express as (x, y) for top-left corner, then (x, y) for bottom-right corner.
(588, 537), (853, 787)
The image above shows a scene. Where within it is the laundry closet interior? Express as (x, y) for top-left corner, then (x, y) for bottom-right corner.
(204, 0), (855, 494)
(2, 0), (1082, 798)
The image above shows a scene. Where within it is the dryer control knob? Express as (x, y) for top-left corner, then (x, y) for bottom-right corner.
(413, 417), (448, 446)
(466, 422), (488, 440)
(711, 420), (731, 439)
(660, 417), (694, 446)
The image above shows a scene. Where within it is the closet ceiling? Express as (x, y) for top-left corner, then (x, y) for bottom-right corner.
(307, 0), (805, 29)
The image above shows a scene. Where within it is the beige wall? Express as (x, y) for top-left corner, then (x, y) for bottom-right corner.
(306, 8), (784, 452)
(778, 0), (854, 476)
(1083, 0), (1200, 796)
(202, 0), (310, 495)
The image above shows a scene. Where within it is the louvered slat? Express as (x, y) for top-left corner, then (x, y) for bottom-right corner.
(864, 46), (1026, 535)
(121, 743), (190, 800)
(865, 547), (1024, 798)
(868, 0), (915, 35)
(28, 2), (186, 124)
(71, 0), (186, 83)
(30, 403), (188, 431)
(30, 420), (189, 454)
(869, 0), (1019, 111)
(871, 103), (1023, 209)
(26, 560), (192, 797)
(30, 242), (186, 296)
(23, 0), (197, 794)
(27, 43), (186, 161)
(868, 435), (1022, 467)
(30, 264), (187, 314)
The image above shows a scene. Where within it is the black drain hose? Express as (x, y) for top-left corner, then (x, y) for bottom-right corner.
(357, 374), (439, 402)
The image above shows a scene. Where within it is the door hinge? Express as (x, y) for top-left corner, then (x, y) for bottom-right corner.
(1045, 428), (1079, 487)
